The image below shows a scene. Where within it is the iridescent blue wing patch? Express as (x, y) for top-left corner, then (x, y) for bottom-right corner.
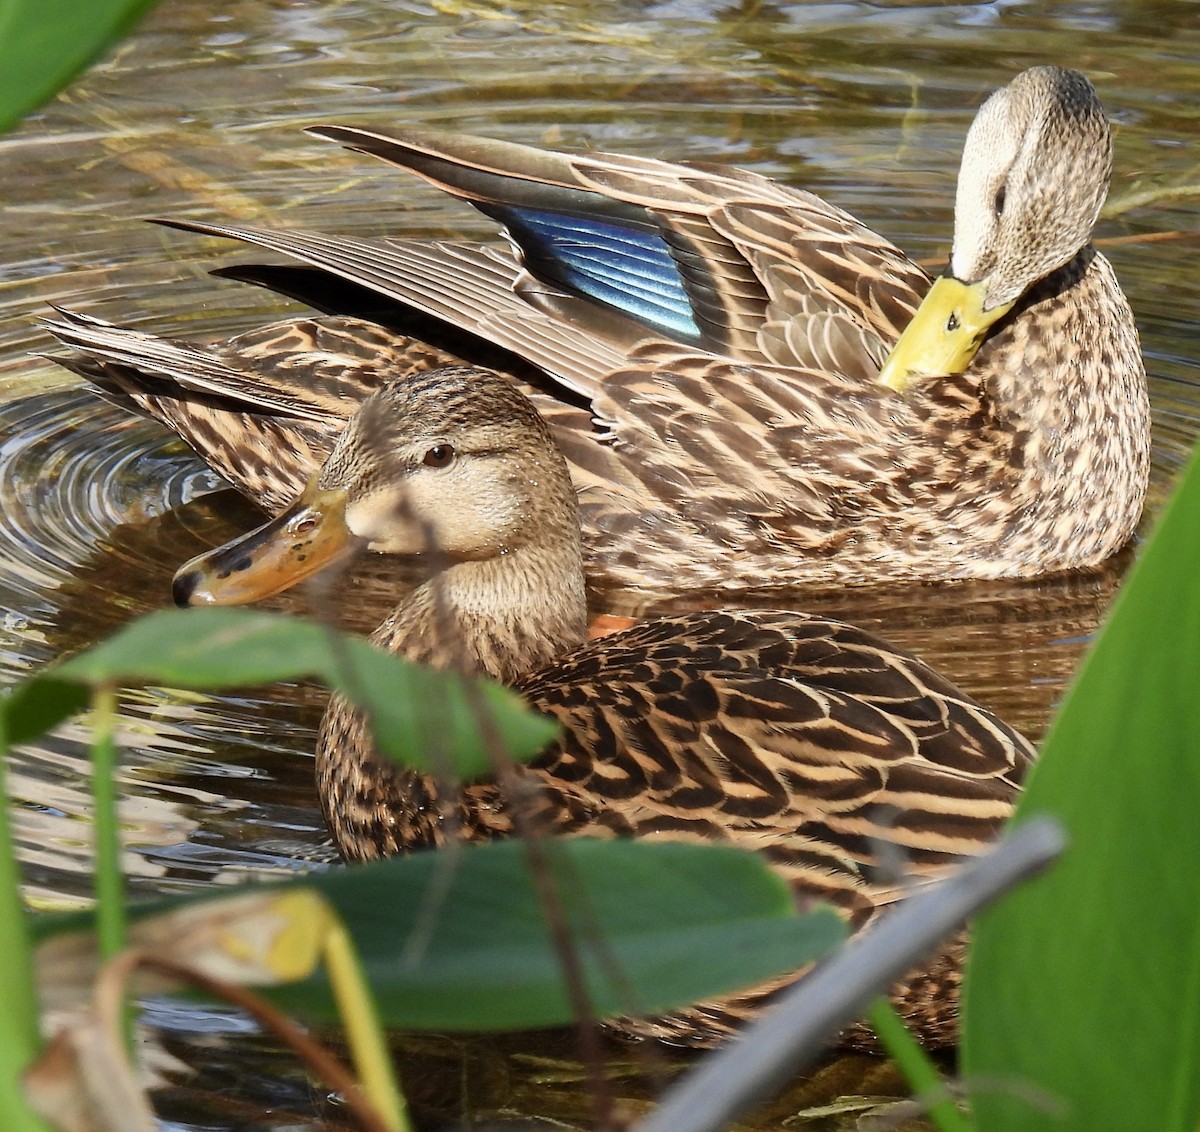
(480, 204), (702, 344)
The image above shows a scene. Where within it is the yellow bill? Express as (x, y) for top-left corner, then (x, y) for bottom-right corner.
(877, 274), (1016, 393)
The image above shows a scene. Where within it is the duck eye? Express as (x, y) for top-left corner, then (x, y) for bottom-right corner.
(993, 184), (1007, 217)
(422, 444), (456, 469)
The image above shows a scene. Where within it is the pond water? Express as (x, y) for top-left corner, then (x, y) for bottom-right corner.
(1, 1), (1198, 1129)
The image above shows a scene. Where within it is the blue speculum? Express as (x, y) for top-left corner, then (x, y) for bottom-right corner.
(498, 205), (702, 342)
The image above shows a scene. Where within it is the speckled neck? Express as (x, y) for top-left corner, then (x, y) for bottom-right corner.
(968, 246), (1150, 564)
(368, 539), (588, 684)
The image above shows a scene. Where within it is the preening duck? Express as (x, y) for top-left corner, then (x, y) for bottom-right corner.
(49, 65), (1149, 592)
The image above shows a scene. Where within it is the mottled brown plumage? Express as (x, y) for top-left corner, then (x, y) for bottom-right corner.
(175, 363), (1034, 1047)
(47, 66), (1149, 592)
(48, 315), (475, 513)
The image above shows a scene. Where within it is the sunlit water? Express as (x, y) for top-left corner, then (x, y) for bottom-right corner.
(1, 1), (1198, 1128)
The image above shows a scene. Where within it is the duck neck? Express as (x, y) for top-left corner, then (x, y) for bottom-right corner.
(370, 539), (588, 684)
(986, 247), (1146, 431)
(975, 245), (1151, 558)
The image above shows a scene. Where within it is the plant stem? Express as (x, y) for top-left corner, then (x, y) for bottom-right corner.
(91, 684), (125, 960)
(0, 712), (55, 1132)
(323, 915), (412, 1132)
(866, 998), (972, 1132)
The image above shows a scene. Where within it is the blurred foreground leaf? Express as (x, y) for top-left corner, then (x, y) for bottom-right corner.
(1, 608), (559, 778)
(37, 838), (845, 1031)
(964, 446), (1200, 1129)
(0, 0), (160, 134)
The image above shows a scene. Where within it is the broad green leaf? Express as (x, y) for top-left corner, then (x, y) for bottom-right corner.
(294, 839), (845, 1029)
(0, 0), (160, 134)
(36, 838), (846, 1031)
(2, 608), (559, 779)
(964, 445), (1200, 1130)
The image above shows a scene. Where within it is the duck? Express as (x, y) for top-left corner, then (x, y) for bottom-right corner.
(48, 65), (1149, 593)
(170, 361), (1034, 1047)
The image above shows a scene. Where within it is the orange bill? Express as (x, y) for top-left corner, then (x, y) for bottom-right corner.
(172, 483), (356, 606)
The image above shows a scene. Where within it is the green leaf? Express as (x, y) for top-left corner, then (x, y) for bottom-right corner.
(3, 608), (559, 779)
(37, 838), (846, 1031)
(298, 839), (845, 1029)
(0, 0), (160, 134)
(964, 445), (1200, 1130)
(1, 677), (89, 748)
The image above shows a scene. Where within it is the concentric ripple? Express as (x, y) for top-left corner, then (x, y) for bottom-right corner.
(0, 388), (221, 624)
(0, 386), (334, 905)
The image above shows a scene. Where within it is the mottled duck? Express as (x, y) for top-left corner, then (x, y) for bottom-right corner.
(172, 363), (1035, 1046)
(48, 65), (1149, 592)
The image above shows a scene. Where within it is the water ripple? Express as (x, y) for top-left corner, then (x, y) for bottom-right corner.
(1, 0), (1198, 1126)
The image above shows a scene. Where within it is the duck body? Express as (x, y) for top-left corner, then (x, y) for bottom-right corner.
(320, 607), (1029, 1049)
(49, 66), (1150, 592)
(172, 363), (1035, 1046)
(321, 605), (1028, 906)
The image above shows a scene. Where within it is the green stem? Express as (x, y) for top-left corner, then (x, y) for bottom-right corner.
(0, 710), (55, 1131)
(867, 997), (972, 1132)
(91, 684), (125, 960)
(323, 916), (412, 1132)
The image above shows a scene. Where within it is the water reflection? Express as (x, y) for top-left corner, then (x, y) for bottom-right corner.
(2, 0), (1198, 1128)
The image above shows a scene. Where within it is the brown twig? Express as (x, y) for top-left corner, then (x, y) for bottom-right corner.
(104, 951), (393, 1132)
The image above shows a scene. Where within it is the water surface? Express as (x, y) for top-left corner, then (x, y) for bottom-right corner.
(1, 1), (1198, 1128)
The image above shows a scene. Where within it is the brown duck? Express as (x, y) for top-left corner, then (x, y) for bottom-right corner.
(49, 65), (1149, 593)
(172, 362), (1034, 1046)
